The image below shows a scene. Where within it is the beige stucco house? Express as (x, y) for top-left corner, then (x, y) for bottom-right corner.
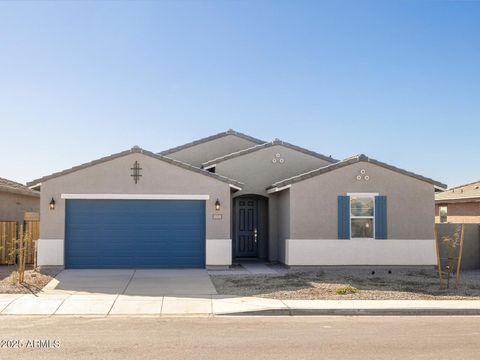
(27, 130), (446, 269)
(435, 181), (480, 224)
(0, 177), (39, 224)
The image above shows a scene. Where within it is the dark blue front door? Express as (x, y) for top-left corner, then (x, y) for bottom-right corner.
(235, 198), (258, 257)
(65, 199), (205, 269)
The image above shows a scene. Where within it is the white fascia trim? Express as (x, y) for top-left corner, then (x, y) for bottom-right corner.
(203, 164), (216, 170)
(229, 184), (242, 191)
(28, 182), (41, 189)
(267, 184), (291, 194)
(61, 194), (210, 200)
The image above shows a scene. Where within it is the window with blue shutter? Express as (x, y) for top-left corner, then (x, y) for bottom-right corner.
(375, 196), (388, 239)
(338, 196), (350, 239)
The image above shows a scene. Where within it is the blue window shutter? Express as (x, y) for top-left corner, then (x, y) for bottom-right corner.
(337, 196), (350, 239)
(375, 196), (388, 239)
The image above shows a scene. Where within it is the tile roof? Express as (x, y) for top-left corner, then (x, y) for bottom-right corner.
(202, 139), (338, 168)
(0, 176), (40, 197)
(267, 154), (447, 191)
(27, 146), (244, 188)
(435, 187), (480, 202)
(159, 129), (265, 156)
(448, 180), (480, 191)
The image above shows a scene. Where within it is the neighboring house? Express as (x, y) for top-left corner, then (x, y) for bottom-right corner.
(435, 181), (480, 224)
(0, 177), (40, 224)
(27, 129), (446, 269)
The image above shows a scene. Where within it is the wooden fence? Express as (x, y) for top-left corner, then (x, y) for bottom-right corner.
(24, 220), (40, 265)
(0, 220), (40, 266)
(0, 221), (17, 265)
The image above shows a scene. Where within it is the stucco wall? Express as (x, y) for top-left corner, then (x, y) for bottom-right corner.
(268, 195), (278, 261)
(435, 202), (480, 224)
(0, 191), (39, 224)
(285, 239), (437, 266)
(215, 144), (332, 197)
(39, 153), (233, 266)
(276, 189), (290, 264)
(164, 134), (260, 168)
(289, 162), (435, 240)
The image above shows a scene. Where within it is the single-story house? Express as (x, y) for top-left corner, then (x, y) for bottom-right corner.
(0, 176), (39, 225)
(27, 129), (446, 269)
(435, 181), (480, 223)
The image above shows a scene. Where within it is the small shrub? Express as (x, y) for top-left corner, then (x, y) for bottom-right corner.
(9, 271), (19, 285)
(336, 285), (359, 295)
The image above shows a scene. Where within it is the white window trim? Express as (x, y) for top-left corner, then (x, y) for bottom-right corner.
(61, 194), (210, 200)
(348, 193), (377, 240)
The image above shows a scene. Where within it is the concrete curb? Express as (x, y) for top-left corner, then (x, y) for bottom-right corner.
(218, 308), (480, 316)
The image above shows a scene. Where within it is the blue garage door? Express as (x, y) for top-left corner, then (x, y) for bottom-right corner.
(65, 199), (206, 269)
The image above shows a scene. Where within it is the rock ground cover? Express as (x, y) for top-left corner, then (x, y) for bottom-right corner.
(211, 267), (480, 300)
(0, 265), (61, 294)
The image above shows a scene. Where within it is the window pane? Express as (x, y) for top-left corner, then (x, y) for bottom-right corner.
(439, 206), (448, 223)
(351, 219), (374, 238)
(351, 197), (374, 216)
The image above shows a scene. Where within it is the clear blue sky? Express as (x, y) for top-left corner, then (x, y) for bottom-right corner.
(0, 1), (478, 187)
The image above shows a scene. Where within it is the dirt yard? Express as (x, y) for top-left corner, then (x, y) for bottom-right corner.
(211, 267), (480, 300)
(0, 265), (61, 294)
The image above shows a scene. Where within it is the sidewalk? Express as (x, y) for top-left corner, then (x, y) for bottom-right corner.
(2, 293), (480, 316)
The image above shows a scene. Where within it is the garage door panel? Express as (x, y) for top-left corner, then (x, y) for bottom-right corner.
(65, 199), (206, 269)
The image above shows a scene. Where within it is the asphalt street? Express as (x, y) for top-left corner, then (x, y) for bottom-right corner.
(1, 316), (479, 359)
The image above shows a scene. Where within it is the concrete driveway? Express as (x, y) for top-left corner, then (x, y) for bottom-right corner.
(43, 269), (217, 296)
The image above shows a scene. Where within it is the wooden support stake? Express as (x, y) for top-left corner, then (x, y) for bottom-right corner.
(23, 229), (28, 278)
(1, 223), (5, 265)
(434, 224), (444, 289)
(454, 224), (465, 289)
(19, 224), (23, 283)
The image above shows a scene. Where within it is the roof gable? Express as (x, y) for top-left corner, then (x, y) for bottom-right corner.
(267, 154), (447, 191)
(202, 139), (337, 168)
(27, 147), (243, 188)
(159, 129), (265, 156)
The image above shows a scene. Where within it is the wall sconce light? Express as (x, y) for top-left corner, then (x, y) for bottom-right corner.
(49, 197), (56, 210)
(215, 199), (221, 211)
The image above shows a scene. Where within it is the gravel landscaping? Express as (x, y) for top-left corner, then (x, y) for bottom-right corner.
(211, 267), (480, 300)
(0, 265), (62, 294)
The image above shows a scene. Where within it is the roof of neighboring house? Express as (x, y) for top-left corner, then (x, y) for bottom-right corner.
(0, 177), (40, 197)
(435, 183), (480, 203)
(159, 129), (266, 156)
(267, 154), (447, 191)
(447, 180), (480, 191)
(202, 139), (338, 168)
(27, 146), (244, 189)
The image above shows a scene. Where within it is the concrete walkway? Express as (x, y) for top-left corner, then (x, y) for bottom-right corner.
(208, 262), (284, 276)
(240, 262), (279, 275)
(2, 294), (480, 316)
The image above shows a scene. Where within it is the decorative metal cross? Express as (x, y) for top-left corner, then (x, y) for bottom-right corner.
(130, 161), (142, 184)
